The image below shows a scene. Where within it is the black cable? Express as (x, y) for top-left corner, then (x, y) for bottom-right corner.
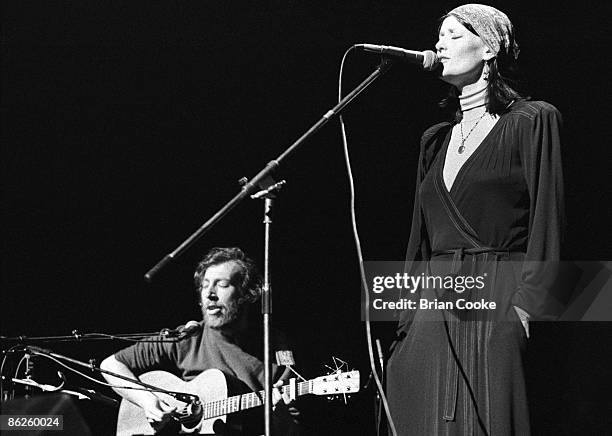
(337, 46), (397, 436)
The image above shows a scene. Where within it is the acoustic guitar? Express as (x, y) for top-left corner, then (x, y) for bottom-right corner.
(116, 368), (360, 435)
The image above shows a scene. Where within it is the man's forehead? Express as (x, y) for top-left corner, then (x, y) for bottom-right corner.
(203, 261), (242, 279)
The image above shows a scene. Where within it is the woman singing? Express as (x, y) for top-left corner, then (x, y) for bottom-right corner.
(386, 4), (564, 435)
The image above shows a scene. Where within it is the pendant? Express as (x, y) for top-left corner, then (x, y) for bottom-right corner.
(458, 145), (465, 154)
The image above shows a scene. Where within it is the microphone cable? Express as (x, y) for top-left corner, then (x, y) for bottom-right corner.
(337, 46), (398, 436)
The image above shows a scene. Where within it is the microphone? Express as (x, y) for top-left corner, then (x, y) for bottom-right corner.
(275, 350), (296, 366)
(356, 44), (439, 70)
(178, 320), (201, 338)
(24, 345), (53, 354)
(160, 321), (201, 339)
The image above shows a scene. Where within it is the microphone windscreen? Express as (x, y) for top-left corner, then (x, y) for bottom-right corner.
(275, 350), (295, 366)
(182, 320), (201, 333)
(422, 50), (439, 71)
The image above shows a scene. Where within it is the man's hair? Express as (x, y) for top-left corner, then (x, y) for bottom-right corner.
(193, 247), (262, 303)
(437, 15), (526, 120)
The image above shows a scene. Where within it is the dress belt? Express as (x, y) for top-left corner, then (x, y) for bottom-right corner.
(431, 247), (523, 275)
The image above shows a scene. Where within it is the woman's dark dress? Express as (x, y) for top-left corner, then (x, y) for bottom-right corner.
(387, 100), (564, 435)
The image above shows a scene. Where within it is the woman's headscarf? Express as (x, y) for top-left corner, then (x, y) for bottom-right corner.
(448, 4), (520, 60)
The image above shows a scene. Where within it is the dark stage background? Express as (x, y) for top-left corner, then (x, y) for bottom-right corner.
(2, 1), (611, 434)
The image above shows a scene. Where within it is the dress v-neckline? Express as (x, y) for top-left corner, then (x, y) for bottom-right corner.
(439, 116), (504, 195)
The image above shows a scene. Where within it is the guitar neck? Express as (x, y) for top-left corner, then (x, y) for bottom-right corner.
(201, 379), (313, 420)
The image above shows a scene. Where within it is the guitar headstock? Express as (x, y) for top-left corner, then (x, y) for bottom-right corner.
(311, 370), (360, 396)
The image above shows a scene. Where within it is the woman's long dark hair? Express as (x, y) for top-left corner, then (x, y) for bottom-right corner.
(438, 16), (527, 121)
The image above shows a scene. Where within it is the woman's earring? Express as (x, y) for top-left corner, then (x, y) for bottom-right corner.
(483, 62), (490, 81)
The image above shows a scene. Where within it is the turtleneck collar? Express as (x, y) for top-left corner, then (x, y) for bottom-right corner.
(459, 82), (488, 112)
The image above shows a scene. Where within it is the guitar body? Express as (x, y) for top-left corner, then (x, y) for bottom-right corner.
(116, 369), (229, 435)
(115, 368), (360, 435)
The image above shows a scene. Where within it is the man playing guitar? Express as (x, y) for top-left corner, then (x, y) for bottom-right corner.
(101, 247), (301, 435)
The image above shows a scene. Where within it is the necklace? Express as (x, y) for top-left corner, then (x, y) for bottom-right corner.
(458, 112), (487, 154)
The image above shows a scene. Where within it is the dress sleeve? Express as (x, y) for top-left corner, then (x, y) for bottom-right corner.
(405, 122), (450, 263)
(404, 143), (427, 263)
(511, 103), (566, 320)
(398, 123), (448, 330)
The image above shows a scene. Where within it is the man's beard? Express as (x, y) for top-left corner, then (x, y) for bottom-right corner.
(202, 299), (242, 329)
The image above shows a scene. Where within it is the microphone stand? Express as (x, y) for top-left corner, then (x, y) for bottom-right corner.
(144, 57), (395, 282)
(1, 330), (184, 344)
(23, 347), (199, 404)
(1, 331), (186, 406)
(250, 183), (283, 436)
(143, 56), (395, 436)
(264, 196), (273, 436)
